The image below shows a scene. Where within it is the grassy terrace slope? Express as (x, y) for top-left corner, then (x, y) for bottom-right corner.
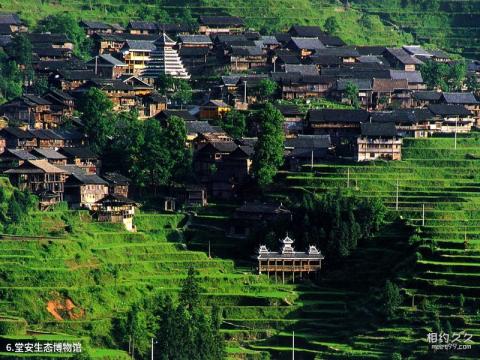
(0, 208), (352, 359)
(277, 134), (480, 358)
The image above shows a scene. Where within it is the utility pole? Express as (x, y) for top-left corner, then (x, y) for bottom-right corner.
(151, 338), (154, 360)
(310, 150), (314, 170)
(454, 117), (458, 149)
(243, 80), (247, 104)
(422, 203), (425, 226)
(347, 168), (350, 188)
(208, 240), (211, 258)
(95, 55), (98, 75)
(395, 179), (399, 211)
(292, 331), (295, 360)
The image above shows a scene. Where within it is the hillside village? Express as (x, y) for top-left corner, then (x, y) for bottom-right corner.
(0, 9), (480, 360)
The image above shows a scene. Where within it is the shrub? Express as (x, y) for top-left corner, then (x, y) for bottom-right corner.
(0, 316), (27, 335)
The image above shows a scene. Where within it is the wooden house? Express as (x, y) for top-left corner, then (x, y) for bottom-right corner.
(30, 148), (67, 165)
(86, 54), (128, 79)
(0, 149), (37, 170)
(0, 13), (27, 33)
(58, 147), (99, 175)
(275, 104), (304, 136)
(228, 202), (292, 239)
(333, 79), (373, 109)
(102, 172), (130, 198)
(287, 37), (324, 58)
(356, 122), (402, 161)
(370, 109), (432, 138)
(200, 100), (231, 120)
(79, 21), (112, 36)
(0, 127), (37, 149)
(411, 91), (442, 108)
(427, 104), (474, 133)
(63, 166), (109, 209)
(0, 95), (53, 129)
(194, 141), (238, 183)
(52, 69), (96, 91)
(42, 89), (75, 122)
(140, 93), (168, 119)
(126, 21), (158, 35)
(271, 73), (334, 100)
(229, 46), (266, 71)
(372, 79), (410, 110)
(440, 92), (480, 124)
(256, 236), (324, 283)
(384, 48), (423, 72)
(5, 159), (67, 204)
(198, 16), (245, 35)
(120, 39), (156, 75)
(284, 135), (331, 170)
(93, 194), (137, 231)
(185, 185), (208, 207)
(29, 129), (65, 148)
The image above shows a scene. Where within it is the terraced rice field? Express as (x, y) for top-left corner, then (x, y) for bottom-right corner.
(277, 135), (480, 358)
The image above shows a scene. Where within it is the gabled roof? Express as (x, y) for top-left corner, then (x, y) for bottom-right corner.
(27, 33), (70, 44)
(370, 109), (433, 124)
(5, 159), (66, 174)
(95, 193), (136, 205)
(428, 104), (472, 117)
(204, 99), (229, 108)
(88, 54), (127, 67)
(30, 148), (67, 160)
(57, 69), (95, 81)
(275, 104), (303, 117)
(185, 121), (220, 135)
(288, 37), (325, 51)
(276, 54), (301, 65)
(318, 34), (345, 47)
(179, 47), (209, 57)
(28, 129), (63, 140)
(80, 20), (111, 30)
(385, 48), (423, 65)
(58, 147), (97, 159)
(102, 172), (130, 185)
(0, 13), (23, 25)
(288, 25), (324, 38)
(230, 46), (263, 57)
(53, 129), (85, 142)
(255, 36), (280, 47)
(336, 78), (372, 91)
(356, 46), (388, 56)
(199, 16), (244, 27)
(285, 135), (331, 149)
(1, 148), (37, 160)
(0, 127), (34, 140)
(22, 94), (52, 106)
(234, 202), (291, 216)
(127, 21), (158, 31)
(390, 70), (424, 84)
(178, 34), (212, 45)
(308, 55), (343, 66)
(372, 78), (409, 92)
(122, 39), (156, 52)
(402, 45), (431, 57)
(157, 109), (197, 122)
(441, 92), (479, 105)
(412, 91), (442, 101)
(307, 109), (370, 123)
(45, 88), (75, 102)
(361, 122), (397, 137)
(316, 47), (360, 58)
(284, 64), (318, 76)
(154, 32), (175, 46)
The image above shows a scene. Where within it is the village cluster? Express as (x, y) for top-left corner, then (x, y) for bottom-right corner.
(0, 12), (479, 234)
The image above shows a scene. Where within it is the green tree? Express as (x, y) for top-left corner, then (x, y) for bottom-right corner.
(466, 74), (480, 93)
(222, 109), (246, 139)
(37, 13), (92, 59)
(6, 33), (32, 68)
(78, 88), (115, 154)
(180, 266), (200, 311)
(171, 79), (192, 108)
(449, 61), (466, 91)
(344, 81), (360, 108)
(252, 103), (285, 188)
(258, 79), (278, 101)
(164, 115), (190, 183)
(324, 16), (340, 34)
(7, 198), (22, 224)
(383, 280), (402, 318)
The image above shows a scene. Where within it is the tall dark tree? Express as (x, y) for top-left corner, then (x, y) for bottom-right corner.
(222, 109), (246, 139)
(383, 280), (402, 318)
(252, 103), (285, 188)
(164, 115), (190, 183)
(142, 118), (171, 189)
(78, 88), (115, 154)
(180, 266), (200, 311)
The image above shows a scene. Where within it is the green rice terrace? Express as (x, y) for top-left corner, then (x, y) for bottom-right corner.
(1, 134), (480, 359)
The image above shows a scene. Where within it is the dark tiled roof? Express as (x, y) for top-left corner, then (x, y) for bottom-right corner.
(0, 13), (22, 25)
(390, 70), (424, 84)
(230, 46), (263, 57)
(80, 20), (111, 29)
(276, 54), (301, 65)
(361, 122), (397, 137)
(178, 34), (212, 44)
(275, 104), (303, 117)
(53, 129), (85, 141)
(128, 21), (158, 31)
(186, 121), (218, 134)
(27, 33), (70, 44)
(102, 172), (130, 185)
(428, 104), (472, 117)
(307, 109), (370, 123)
(321, 67), (391, 79)
(288, 37), (325, 51)
(0, 127), (34, 139)
(316, 47), (360, 58)
(28, 129), (63, 140)
(95, 193), (136, 205)
(179, 47), (209, 57)
(356, 46), (388, 56)
(441, 92), (479, 105)
(2, 148), (37, 160)
(284, 64), (318, 75)
(22, 94), (52, 106)
(235, 202), (291, 215)
(412, 91), (442, 101)
(285, 135), (331, 149)
(385, 48), (423, 65)
(58, 147), (97, 159)
(318, 34), (345, 47)
(288, 25), (323, 38)
(372, 79), (409, 92)
(199, 16), (244, 27)
(158, 110), (197, 122)
(58, 69), (95, 80)
(123, 39), (156, 51)
(371, 109), (433, 124)
(30, 148), (66, 160)
(308, 55), (342, 66)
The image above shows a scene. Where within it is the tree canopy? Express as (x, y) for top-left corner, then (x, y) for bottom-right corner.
(252, 103), (285, 188)
(420, 60), (466, 91)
